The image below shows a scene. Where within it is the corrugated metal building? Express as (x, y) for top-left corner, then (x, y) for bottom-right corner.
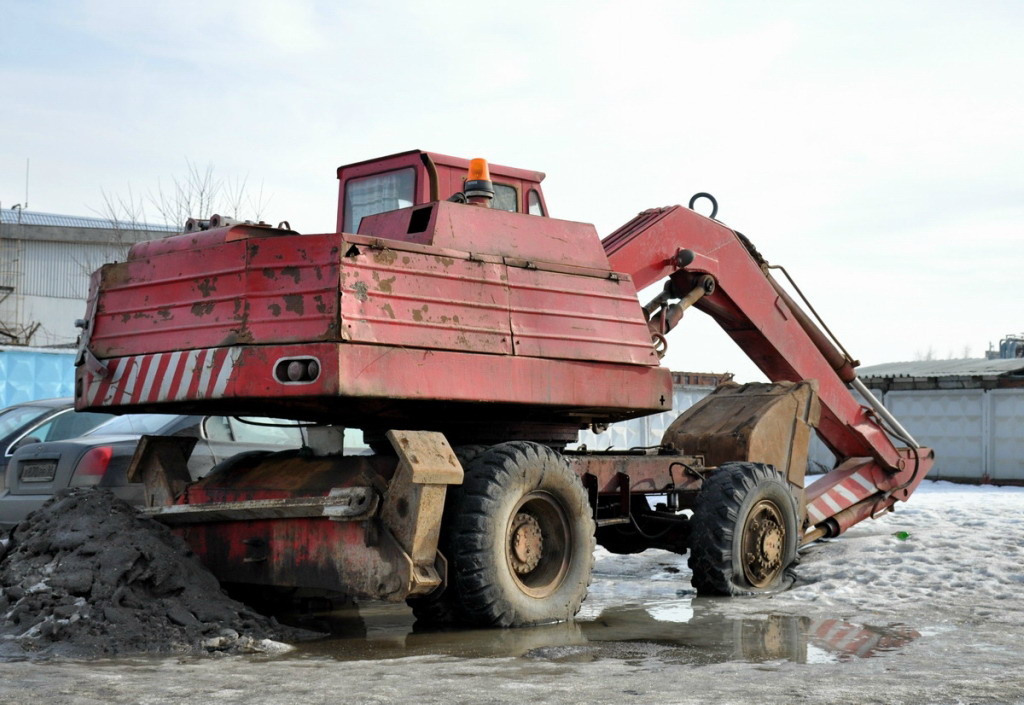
(846, 359), (1024, 484)
(0, 209), (175, 347)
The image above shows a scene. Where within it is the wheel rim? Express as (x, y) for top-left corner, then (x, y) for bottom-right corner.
(505, 491), (571, 598)
(740, 498), (786, 588)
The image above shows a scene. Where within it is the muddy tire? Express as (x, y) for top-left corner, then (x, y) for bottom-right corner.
(446, 442), (595, 628)
(406, 444), (490, 627)
(688, 462), (799, 596)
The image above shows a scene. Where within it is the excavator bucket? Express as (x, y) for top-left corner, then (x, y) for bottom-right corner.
(661, 380), (821, 488)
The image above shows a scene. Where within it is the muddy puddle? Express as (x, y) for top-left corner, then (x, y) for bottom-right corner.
(275, 598), (920, 666)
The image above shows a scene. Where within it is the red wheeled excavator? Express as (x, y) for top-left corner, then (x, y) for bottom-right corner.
(75, 150), (933, 627)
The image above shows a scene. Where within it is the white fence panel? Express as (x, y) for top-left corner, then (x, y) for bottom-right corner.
(573, 386), (712, 450)
(989, 390), (1024, 483)
(882, 390), (986, 482)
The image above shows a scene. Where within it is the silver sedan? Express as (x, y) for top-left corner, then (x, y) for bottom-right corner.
(0, 413), (309, 531)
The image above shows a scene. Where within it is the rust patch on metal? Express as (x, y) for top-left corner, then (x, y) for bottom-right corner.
(191, 302), (215, 317)
(220, 328), (255, 346)
(284, 294), (304, 315)
(380, 303), (396, 320)
(281, 266), (301, 284)
(313, 294), (327, 315)
(372, 248), (397, 265)
(435, 256), (456, 268)
(381, 430), (464, 596)
(268, 303), (282, 317)
(353, 281), (369, 302)
(157, 308), (172, 320)
(411, 305), (430, 322)
(662, 380), (820, 487)
(197, 278), (217, 298)
(372, 271), (396, 293)
(262, 268), (277, 280)
(100, 263), (131, 288)
(127, 435), (199, 507)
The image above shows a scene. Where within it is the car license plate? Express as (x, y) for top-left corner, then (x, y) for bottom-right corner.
(20, 460), (57, 483)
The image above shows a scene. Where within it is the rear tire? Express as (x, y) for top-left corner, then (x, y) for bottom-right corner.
(448, 442), (595, 627)
(688, 462), (799, 596)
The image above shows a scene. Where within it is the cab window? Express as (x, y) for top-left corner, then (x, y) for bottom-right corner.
(528, 189), (545, 216)
(492, 184), (518, 213)
(343, 168), (415, 232)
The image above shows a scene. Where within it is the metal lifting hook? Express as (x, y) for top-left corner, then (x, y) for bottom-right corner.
(688, 192), (718, 220)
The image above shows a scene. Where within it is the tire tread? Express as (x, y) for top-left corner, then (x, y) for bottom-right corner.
(687, 462), (798, 596)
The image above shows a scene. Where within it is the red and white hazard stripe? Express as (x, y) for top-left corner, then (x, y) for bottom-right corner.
(809, 618), (883, 658)
(805, 468), (879, 525)
(83, 347), (241, 407)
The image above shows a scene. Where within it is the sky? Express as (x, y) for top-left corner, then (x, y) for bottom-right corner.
(1, 0), (1021, 381)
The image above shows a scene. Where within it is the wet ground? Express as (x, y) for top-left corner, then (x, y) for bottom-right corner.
(2, 482), (1023, 704)
(0, 557), (1019, 705)
(278, 593), (920, 666)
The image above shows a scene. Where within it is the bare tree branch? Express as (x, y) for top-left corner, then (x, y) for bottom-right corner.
(247, 180), (272, 222)
(98, 160), (274, 231)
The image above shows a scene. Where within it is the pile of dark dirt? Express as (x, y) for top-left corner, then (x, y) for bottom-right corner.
(0, 489), (313, 659)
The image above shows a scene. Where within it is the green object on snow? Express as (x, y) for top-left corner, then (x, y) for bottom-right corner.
(892, 531), (910, 541)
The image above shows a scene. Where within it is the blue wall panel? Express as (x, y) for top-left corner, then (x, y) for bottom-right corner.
(0, 348), (76, 408)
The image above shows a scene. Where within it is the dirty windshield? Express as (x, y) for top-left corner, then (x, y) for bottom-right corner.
(343, 167), (414, 232)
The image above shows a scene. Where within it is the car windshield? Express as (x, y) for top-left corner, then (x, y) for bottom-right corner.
(0, 405), (54, 436)
(84, 414), (180, 437)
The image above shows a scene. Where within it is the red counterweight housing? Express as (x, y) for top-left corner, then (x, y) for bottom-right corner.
(76, 152), (670, 446)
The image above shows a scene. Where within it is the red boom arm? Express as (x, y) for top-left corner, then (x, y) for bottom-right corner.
(602, 206), (932, 519)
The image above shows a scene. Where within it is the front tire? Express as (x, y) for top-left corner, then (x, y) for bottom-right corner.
(449, 442), (595, 627)
(688, 462), (799, 596)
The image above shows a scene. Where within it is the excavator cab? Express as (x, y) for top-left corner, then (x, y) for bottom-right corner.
(336, 150), (549, 234)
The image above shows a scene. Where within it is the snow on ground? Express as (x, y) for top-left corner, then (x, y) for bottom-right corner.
(0, 480), (1022, 704)
(590, 480), (1024, 624)
(784, 482), (1024, 622)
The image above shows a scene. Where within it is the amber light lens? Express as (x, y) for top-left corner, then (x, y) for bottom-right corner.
(467, 158), (490, 182)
